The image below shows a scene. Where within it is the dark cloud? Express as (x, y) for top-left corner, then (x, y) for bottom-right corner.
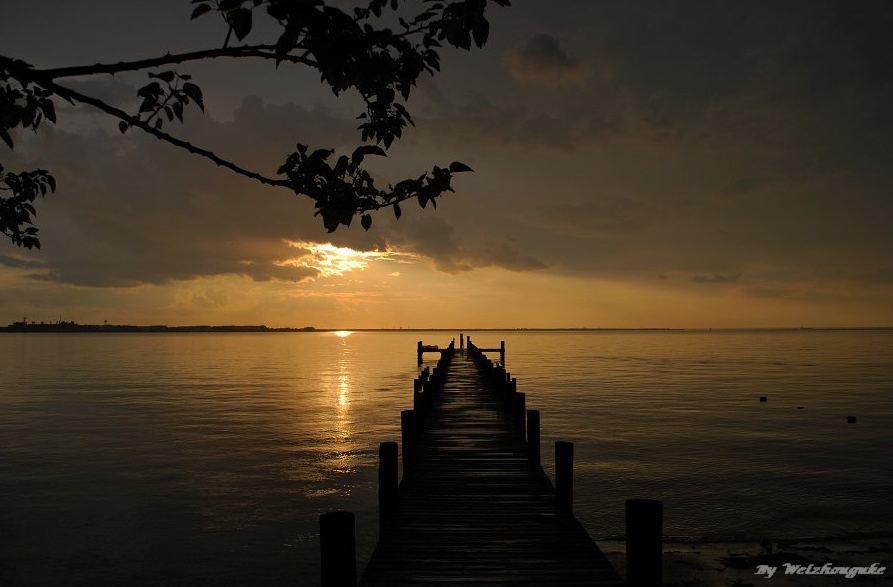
(743, 286), (802, 300)
(0, 254), (46, 270)
(506, 34), (585, 86)
(692, 273), (743, 284)
(721, 176), (771, 199)
(478, 240), (550, 272)
(427, 1), (893, 160)
(526, 199), (657, 236)
(420, 91), (626, 150)
(388, 216), (548, 274)
(855, 267), (893, 286)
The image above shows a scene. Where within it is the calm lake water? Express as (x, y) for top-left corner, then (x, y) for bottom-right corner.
(1, 329), (891, 586)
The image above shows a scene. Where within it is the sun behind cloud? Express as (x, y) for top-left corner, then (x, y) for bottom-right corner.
(276, 240), (413, 278)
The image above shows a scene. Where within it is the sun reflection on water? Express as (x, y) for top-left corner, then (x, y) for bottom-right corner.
(338, 356), (349, 408)
(329, 334), (355, 474)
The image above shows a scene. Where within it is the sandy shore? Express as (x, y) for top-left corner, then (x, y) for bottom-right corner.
(599, 537), (893, 586)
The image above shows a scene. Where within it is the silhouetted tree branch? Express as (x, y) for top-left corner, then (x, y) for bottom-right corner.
(0, 0), (511, 249)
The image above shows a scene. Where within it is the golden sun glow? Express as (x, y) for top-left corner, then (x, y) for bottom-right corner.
(276, 240), (411, 278)
(333, 330), (352, 338)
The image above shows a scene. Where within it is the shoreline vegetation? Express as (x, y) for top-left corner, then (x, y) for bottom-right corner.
(2, 321), (891, 333)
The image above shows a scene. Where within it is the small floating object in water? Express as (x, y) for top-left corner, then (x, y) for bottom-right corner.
(759, 396), (767, 402)
(847, 416), (857, 423)
(797, 406), (804, 410)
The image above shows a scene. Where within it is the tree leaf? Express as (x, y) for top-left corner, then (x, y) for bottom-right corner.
(0, 127), (13, 149)
(190, 3), (212, 19)
(229, 7), (253, 41)
(471, 18), (489, 48)
(41, 99), (56, 123)
(154, 70), (176, 83)
(361, 213), (372, 231)
(352, 144), (387, 160)
(182, 83), (204, 111)
(275, 28), (300, 61)
(118, 121), (129, 134)
(23, 235), (40, 250)
(334, 155), (349, 176)
(448, 161), (473, 173)
(137, 82), (162, 99)
(218, 0), (242, 11)
(393, 201), (402, 219)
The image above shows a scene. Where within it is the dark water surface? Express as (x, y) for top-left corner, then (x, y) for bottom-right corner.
(1, 330), (891, 586)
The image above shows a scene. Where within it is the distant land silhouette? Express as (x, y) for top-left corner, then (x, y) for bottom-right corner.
(1, 320), (887, 333)
(0, 320), (316, 333)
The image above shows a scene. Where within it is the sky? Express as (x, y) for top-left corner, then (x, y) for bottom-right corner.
(1, 0), (891, 329)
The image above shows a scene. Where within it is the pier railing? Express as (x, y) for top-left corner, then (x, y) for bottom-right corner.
(320, 335), (663, 587)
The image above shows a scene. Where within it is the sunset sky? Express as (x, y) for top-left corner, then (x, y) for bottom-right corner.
(1, 1), (890, 329)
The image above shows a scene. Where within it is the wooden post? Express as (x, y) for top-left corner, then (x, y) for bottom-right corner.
(513, 392), (526, 439)
(417, 340), (423, 365)
(401, 409), (416, 471)
(500, 340), (505, 367)
(460, 333), (464, 349)
(379, 442), (398, 528)
(413, 380), (423, 417)
(505, 377), (517, 407)
(556, 441), (574, 516)
(626, 499), (663, 587)
(527, 409), (541, 468)
(319, 511), (357, 587)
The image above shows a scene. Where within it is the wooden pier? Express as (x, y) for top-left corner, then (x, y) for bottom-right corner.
(321, 338), (662, 587)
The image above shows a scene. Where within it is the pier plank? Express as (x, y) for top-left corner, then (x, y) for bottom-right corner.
(359, 350), (624, 587)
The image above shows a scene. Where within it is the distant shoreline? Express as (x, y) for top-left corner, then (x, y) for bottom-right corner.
(1, 322), (890, 333)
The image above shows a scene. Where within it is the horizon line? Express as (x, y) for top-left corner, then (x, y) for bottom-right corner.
(2, 321), (891, 333)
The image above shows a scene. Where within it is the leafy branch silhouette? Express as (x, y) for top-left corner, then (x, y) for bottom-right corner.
(0, 0), (510, 249)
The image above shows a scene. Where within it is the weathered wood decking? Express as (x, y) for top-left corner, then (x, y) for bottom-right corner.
(358, 344), (626, 586)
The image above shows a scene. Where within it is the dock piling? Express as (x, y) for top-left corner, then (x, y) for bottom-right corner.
(527, 409), (541, 468)
(513, 392), (527, 439)
(626, 499), (663, 587)
(556, 441), (574, 516)
(400, 410), (416, 471)
(320, 511), (357, 587)
(378, 442), (399, 528)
